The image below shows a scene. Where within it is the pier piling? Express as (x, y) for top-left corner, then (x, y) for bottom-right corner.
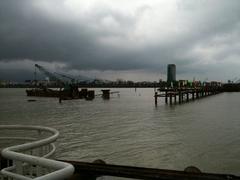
(154, 92), (158, 105)
(155, 85), (222, 105)
(170, 93), (172, 105)
(102, 89), (110, 99)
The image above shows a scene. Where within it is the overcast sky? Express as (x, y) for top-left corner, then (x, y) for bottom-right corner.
(0, 0), (240, 82)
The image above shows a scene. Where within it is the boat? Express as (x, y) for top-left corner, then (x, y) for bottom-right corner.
(26, 86), (80, 99)
(26, 88), (61, 97)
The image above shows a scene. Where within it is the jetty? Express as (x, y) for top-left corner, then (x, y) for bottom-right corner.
(154, 85), (223, 105)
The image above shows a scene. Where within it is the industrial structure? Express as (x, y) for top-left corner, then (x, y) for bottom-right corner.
(167, 64), (176, 83)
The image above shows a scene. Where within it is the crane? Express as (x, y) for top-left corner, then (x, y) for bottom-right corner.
(34, 64), (65, 86)
(54, 72), (76, 84)
(235, 79), (240, 84)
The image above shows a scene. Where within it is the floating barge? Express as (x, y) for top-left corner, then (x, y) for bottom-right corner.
(26, 88), (61, 97)
(26, 87), (119, 102)
(26, 88), (90, 101)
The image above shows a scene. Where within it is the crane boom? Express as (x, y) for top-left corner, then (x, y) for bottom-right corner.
(34, 64), (64, 85)
(54, 72), (76, 83)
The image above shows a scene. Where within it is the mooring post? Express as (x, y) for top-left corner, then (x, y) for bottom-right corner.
(186, 92), (189, 102)
(178, 91), (182, 103)
(192, 91), (195, 100)
(86, 90), (95, 100)
(170, 93), (172, 105)
(102, 89), (110, 99)
(196, 90), (199, 99)
(154, 92), (158, 106)
(165, 91), (168, 103)
(59, 88), (62, 103)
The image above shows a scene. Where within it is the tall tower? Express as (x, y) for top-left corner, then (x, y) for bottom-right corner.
(167, 64), (176, 83)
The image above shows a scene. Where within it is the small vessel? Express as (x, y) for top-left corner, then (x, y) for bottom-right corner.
(26, 88), (60, 97)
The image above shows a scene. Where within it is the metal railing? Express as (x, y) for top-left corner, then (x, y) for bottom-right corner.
(0, 125), (74, 180)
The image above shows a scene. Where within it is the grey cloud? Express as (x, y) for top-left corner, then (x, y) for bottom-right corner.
(1, 0), (240, 81)
(0, 68), (33, 82)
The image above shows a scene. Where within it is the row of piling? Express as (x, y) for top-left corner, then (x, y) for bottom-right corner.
(154, 86), (222, 105)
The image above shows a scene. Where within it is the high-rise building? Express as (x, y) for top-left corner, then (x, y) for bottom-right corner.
(167, 64), (176, 83)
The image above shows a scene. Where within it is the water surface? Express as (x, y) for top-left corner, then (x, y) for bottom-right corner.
(0, 88), (239, 175)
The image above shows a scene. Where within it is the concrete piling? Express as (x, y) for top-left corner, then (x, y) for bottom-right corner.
(101, 89), (110, 99)
(86, 90), (95, 100)
(165, 91), (168, 103)
(154, 92), (158, 105)
(170, 93), (172, 105)
(178, 91), (182, 104)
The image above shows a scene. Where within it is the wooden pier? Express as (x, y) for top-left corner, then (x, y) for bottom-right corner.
(154, 86), (222, 105)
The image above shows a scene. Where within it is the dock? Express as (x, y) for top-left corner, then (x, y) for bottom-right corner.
(154, 86), (223, 105)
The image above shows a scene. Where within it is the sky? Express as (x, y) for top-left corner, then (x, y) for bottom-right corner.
(0, 0), (240, 82)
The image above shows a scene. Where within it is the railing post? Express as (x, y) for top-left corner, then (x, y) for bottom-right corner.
(15, 160), (23, 176)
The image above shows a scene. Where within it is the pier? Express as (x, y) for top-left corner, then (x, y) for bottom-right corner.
(154, 85), (223, 105)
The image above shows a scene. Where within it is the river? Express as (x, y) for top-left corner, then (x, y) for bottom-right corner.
(0, 88), (239, 176)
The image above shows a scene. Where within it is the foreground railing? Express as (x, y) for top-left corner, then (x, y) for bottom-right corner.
(0, 125), (74, 180)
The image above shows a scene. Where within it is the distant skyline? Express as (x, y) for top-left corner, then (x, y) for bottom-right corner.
(1, 0), (240, 82)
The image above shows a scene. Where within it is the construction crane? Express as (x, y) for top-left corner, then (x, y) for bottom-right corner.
(54, 72), (76, 84)
(34, 64), (65, 86)
(235, 78), (240, 84)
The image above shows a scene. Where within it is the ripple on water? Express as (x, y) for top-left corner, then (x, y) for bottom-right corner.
(1, 89), (240, 175)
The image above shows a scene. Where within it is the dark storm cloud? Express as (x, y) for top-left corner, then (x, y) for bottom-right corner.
(0, 68), (33, 82)
(1, 0), (240, 81)
(0, 1), (97, 66)
(0, 0), (139, 71)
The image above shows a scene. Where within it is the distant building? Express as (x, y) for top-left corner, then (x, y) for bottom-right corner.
(167, 64), (176, 83)
(178, 80), (188, 87)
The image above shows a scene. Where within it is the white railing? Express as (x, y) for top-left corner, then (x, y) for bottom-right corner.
(0, 125), (74, 180)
